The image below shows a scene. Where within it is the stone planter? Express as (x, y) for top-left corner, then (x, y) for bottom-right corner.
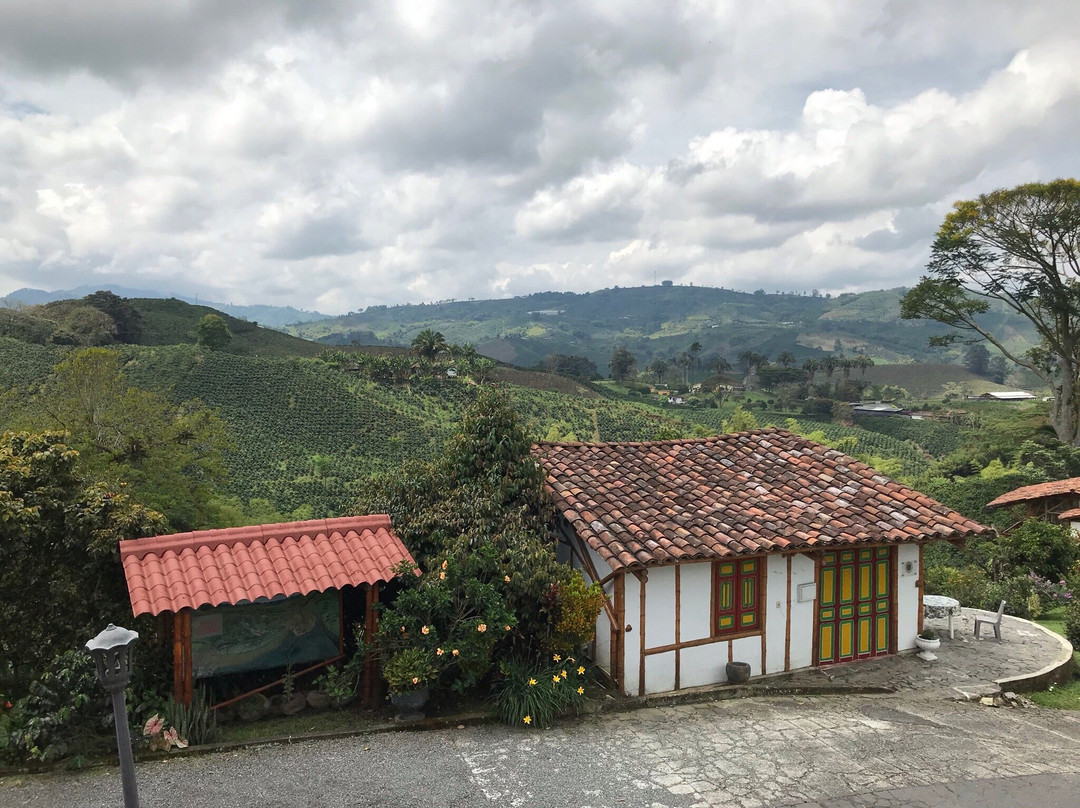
(726, 661), (751, 684)
(389, 686), (429, 722)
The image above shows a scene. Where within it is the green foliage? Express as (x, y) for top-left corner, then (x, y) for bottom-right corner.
(998, 520), (1078, 583)
(984, 575), (1037, 619)
(411, 329), (448, 360)
(196, 313), (232, 351)
(20, 348), (231, 531)
(312, 662), (360, 705)
(548, 577), (605, 656)
(5, 650), (105, 762)
(722, 405), (759, 433)
(0, 432), (165, 679)
(166, 688), (217, 747)
(492, 656), (587, 728)
(1064, 601), (1080, 650)
(923, 566), (990, 608)
(382, 647), (439, 694)
(608, 345), (637, 381)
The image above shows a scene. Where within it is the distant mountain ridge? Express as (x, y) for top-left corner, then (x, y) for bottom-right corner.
(1, 284), (331, 328)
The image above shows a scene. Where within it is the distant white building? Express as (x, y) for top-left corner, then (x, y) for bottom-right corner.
(977, 391), (1037, 401)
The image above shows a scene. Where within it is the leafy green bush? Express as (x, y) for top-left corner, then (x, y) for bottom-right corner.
(382, 648), (438, 694)
(923, 566), (989, 608)
(546, 576), (606, 656)
(998, 520), (1079, 582)
(1064, 601), (1080, 650)
(984, 575), (1036, 619)
(166, 688), (217, 747)
(492, 656), (587, 728)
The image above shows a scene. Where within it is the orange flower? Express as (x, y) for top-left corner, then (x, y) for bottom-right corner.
(421, 625), (430, 635)
(504, 625), (511, 631)
(439, 571), (446, 580)
(412, 677), (419, 685)
(442, 560), (448, 570)
(504, 575), (511, 583)
(437, 648), (444, 656)
(452, 649), (459, 656)
(477, 623), (487, 633)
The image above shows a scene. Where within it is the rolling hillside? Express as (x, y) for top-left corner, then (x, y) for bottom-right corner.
(286, 284), (1041, 371)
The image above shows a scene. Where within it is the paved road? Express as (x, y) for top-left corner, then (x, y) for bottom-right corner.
(4, 694), (1080, 808)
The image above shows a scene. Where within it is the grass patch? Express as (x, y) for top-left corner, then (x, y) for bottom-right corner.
(215, 709), (378, 743)
(1030, 608), (1080, 710)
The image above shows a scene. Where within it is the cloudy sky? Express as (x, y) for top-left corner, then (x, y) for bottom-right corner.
(1, 1), (1078, 313)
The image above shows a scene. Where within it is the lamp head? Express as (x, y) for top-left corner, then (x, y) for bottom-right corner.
(85, 624), (139, 691)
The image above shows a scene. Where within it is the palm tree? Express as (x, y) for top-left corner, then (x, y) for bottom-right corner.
(856, 356), (875, 376)
(776, 351), (796, 368)
(823, 356), (838, 379)
(802, 358), (821, 383)
(649, 357), (669, 384)
(411, 329), (448, 360)
(689, 341), (703, 376)
(707, 355), (732, 377)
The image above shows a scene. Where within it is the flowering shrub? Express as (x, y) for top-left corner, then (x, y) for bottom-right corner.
(382, 648), (438, 694)
(1028, 573), (1074, 611)
(493, 655), (588, 728)
(1064, 601), (1080, 650)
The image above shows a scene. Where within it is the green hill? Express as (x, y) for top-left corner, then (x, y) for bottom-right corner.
(287, 284), (1041, 372)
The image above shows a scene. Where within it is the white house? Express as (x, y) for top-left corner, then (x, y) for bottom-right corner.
(534, 430), (992, 696)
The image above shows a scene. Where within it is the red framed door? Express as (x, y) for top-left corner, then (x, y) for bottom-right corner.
(817, 548), (892, 665)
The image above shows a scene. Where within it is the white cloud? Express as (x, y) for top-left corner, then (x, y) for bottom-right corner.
(1, 1), (1079, 311)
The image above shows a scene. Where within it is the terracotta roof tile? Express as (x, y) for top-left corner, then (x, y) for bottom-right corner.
(534, 429), (992, 573)
(121, 515), (414, 617)
(985, 477), (1080, 509)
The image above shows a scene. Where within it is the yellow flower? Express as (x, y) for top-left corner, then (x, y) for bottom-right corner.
(553, 654), (561, 662)
(437, 648), (444, 656)
(504, 575), (511, 583)
(577, 686), (584, 695)
(439, 571), (446, 580)
(552, 674), (560, 683)
(577, 666), (585, 675)
(411, 677), (419, 685)
(528, 678), (537, 686)
(523, 715), (531, 725)
(504, 625), (511, 631)
(452, 649), (459, 657)
(567, 657), (575, 664)
(421, 625), (430, 635)
(560, 670), (567, 679)
(442, 560), (448, 570)
(477, 623), (487, 633)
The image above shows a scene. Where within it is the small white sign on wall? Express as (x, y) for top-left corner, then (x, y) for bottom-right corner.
(797, 582), (816, 602)
(900, 559), (918, 577)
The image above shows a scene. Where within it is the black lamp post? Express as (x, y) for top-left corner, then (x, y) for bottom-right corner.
(86, 624), (141, 808)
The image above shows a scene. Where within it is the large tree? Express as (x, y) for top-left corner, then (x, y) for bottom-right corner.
(608, 345), (637, 381)
(901, 180), (1080, 444)
(411, 328), (448, 360)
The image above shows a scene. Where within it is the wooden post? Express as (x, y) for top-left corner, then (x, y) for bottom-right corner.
(173, 610), (193, 705)
(916, 544), (925, 635)
(363, 583), (379, 708)
(674, 564), (681, 690)
(613, 573), (625, 692)
(784, 555), (792, 671)
(637, 570), (647, 697)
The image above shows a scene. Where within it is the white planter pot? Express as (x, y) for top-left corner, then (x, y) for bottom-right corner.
(914, 636), (940, 652)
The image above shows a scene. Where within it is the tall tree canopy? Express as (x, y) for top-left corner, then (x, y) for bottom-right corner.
(901, 180), (1080, 444)
(608, 345), (637, 381)
(411, 328), (448, 360)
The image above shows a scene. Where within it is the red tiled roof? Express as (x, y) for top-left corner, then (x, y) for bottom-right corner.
(121, 515), (414, 617)
(985, 477), (1080, 509)
(534, 429), (992, 572)
(1057, 507), (1080, 521)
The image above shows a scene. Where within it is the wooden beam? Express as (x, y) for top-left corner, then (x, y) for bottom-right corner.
(613, 573), (625, 691)
(637, 569), (647, 697)
(674, 564), (681, 690)
(784, 555), (792, 672)
(644, 629), (763, 656)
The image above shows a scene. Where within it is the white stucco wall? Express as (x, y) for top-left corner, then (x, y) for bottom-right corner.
(644, 651), (675, 693)
(788, 554), (816, 671)
(645, 566), (676, 648)
(680, 563), (713, 641)
(764, 555), (787, 674)
(679, 642), (726, 688)
(896, 544), (920, 650)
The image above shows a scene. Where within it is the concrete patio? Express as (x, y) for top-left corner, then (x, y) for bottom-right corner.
(776, 607), (1074, 700)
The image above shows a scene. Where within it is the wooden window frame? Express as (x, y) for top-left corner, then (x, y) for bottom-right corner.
(712, 558), (763, 638)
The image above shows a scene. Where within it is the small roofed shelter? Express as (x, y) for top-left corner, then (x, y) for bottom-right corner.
(986, 477), (1080, 531)
(120, 515), (415, 707)
(978, 391), (1037, 401)
(534, 430), (992, 696)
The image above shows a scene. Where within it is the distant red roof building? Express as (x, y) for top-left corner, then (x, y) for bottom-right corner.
(985, 477), (1080, 509)
(121, 515), (414, 617)
(534, 429), (991, 573)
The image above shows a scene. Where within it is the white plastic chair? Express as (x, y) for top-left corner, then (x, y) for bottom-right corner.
(974, 600), (1006, 641)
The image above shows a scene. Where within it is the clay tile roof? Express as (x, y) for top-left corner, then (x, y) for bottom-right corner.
(1057, 507), (1080, 521)
(533, 429), (992, 573)
(120, 515), (414, 618)
(985, 477), (1080, 509)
